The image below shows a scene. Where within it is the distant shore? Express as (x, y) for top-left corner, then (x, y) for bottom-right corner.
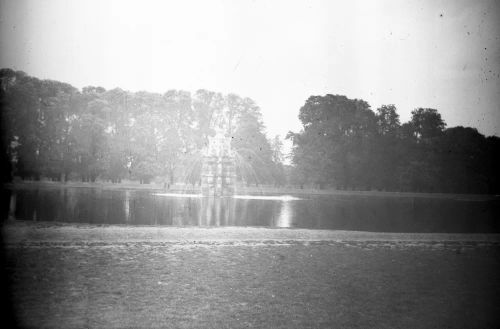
(3, 180), (498, 200)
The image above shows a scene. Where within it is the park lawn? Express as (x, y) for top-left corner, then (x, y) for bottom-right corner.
(2, 224), (500, 329)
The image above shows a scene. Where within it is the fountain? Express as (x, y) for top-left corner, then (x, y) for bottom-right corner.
(200, 108), (236, 197)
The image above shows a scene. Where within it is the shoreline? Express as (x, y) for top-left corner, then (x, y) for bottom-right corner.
(3, 220), (500, 245)
(3, 180), (499, 200)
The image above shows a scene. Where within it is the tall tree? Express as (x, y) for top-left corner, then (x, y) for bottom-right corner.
(408, 108), (446, 140)
(373, 104), (402, 190)
(376, 104), (400, 136)
(231, 97), (274, 185)
(290, 94), (377, 189)
(270, 135), (286, 186)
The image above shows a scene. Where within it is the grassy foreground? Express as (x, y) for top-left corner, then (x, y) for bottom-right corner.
(2, 221), (500, 328)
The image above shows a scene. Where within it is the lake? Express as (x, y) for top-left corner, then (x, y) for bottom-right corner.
(2, 185), (499, 233)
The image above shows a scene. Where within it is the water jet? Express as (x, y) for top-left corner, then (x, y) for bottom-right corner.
(200, 109), (236, 197)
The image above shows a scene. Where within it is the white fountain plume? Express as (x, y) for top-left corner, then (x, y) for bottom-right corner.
(200, 107), (236, 197)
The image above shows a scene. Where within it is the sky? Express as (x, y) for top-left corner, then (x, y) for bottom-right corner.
(1, 0), (499, 146)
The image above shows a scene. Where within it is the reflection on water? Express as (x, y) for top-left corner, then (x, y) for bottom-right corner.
(124, 190), (131, 222)
(153, 193), (202, 198)
(233, 195), (302, 201)
(8, 192), (16, 219)
(276, 200), (292, 228)
(2, 187), (500, 233)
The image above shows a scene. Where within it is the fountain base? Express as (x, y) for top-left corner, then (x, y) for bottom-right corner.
(201, 154), (236, 197)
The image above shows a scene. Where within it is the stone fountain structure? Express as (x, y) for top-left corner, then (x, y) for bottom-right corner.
(200, 108), (236, 197)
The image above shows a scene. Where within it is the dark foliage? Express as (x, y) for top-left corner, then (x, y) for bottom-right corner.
(288, 94), (499, 194)
(0, 69), (282, 185)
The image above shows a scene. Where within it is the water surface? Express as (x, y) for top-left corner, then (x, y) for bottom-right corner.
(3, 186), (499, 233)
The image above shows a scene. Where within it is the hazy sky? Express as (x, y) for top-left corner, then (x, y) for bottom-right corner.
(1, 0), (499, 142)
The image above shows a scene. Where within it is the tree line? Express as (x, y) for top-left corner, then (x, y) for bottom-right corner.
(2, 69), (498, 194)
(0, 69), (286, 186)
(287, 94), (500, 194)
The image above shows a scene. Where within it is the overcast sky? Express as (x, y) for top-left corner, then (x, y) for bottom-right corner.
(1, 0), (499, 142)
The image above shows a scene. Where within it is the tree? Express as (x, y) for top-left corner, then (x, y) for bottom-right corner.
(70, 95), (109, 182)
(289, 94), (377, 189)
(231, 97), (274, 185)
(4, 69), (497, 194)
(436, 127), (490, 193)
(0, 69), (19, 181)
(36, 80), (80, 181)
(270, 135), (286, 186)
(2, 73), (45, 180)
(408, 108), (446, 140)
(376, 104), (400, 136)
(372, 104), (403, 190)
(396, 108), (447, 191)
(486, 136), (500, 193)
(159, 90), (195, 184)
(99, 88), (131, 182)
(192, 89), (226, 148)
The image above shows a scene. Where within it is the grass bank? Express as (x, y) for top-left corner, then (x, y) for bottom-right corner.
(2, 221), (500, 328)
